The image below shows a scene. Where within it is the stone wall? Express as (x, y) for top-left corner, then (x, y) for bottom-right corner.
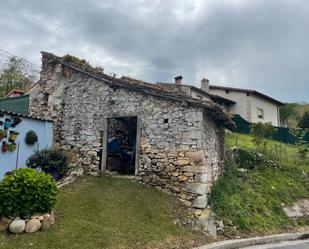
(28, 54), (225, 209)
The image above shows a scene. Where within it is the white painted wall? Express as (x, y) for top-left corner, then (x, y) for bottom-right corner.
(209, 89), (280, 126)
(188, 88), (212, 102)
(0, 114), (53, 179)
(250, 94), (280, 126)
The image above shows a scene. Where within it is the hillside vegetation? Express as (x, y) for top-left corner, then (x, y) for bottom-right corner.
(280, 103), (309, 127)
(210, 132), (309, 234)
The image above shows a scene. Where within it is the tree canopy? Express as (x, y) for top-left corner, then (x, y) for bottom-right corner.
(298, 111), (309, 129)
(0, 56), (36, 97)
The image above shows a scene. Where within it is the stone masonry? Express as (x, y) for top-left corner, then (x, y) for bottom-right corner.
(27, 52), (233, 209)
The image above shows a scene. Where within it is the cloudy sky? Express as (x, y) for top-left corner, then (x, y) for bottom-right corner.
(0, 0), (308, 102)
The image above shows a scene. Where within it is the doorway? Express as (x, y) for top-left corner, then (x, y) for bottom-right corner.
(105, 116), (138, 175)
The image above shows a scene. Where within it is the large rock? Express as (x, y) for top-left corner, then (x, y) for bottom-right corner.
(283, 199), (309, 218)
(192, 195), (208, 209)
(9, 219), (26, 234)
(0, 217), (12, 232)
(186, 183), (207, 195)
(196, 209), (217, 237)
(41, 215), (54, 231)
(25, 219), (41, 233)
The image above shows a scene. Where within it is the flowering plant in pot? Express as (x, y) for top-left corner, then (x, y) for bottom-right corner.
(9, 131), (19, 143)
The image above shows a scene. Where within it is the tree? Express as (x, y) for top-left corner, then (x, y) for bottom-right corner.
(0, 56), (36, 97)
(298, 111), (309, 129)
(279, 103), (299, 127)
(290, 127), (308, 160)
(250, 122), (277, 151)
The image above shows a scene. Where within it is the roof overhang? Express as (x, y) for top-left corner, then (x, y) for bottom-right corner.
(209, 85), (284, 106)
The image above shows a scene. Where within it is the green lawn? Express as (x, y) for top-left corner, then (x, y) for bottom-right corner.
(209, 132), (309, 234)
(0, 176), (209, 249)
(225, 132), (299, 158)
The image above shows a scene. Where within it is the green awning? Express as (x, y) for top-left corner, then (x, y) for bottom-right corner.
(0, 95), (29, 114)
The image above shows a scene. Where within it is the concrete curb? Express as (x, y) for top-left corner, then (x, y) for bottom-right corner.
(194, 231), (309, 249)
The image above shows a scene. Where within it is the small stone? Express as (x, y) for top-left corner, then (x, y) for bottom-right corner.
(176, 159), (190, 166)
(0, 217), (12, 232)
(9, 219), (26, 234)
(25, 219), (41, 233)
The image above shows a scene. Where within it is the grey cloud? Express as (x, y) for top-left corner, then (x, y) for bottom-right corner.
(0, 0), (308, 102)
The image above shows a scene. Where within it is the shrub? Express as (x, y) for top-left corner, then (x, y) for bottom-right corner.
(0, 168), (59, 217)
(290, 128), (309, 160)
(298, 111), (309, 129)
(26, 148), (68, 178)
(25, 130), (38, 145)
(233, 148), (263, 170)
(250, 122), (276, 151)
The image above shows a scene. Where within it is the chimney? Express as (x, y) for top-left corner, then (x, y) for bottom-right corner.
(201, 78), (209, 92)
(174, 75), (183, 85)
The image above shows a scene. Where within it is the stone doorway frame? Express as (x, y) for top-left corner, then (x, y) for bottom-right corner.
(100, 114), (141, 175)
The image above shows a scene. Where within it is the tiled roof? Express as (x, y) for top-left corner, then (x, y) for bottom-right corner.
(209, 85), (284, 106)
(38, 52), (235, 129)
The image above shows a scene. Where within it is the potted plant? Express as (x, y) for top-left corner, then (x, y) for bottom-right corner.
(2, 142), (8, 153)
(9, 131), (19, 143)
(25, 130), (38, 145)
(4, 119), (12, 129)
(8, 143), (17, 152)
(0, 129), (5, 141)
(12, 116), (22, 125)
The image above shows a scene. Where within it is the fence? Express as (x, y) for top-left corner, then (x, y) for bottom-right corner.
(232, 114), (309, 144)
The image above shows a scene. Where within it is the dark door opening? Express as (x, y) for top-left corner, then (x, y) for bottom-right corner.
(106, 116), (137, 175)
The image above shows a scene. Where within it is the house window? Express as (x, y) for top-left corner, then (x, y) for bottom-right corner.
(257, 108), (264, 119)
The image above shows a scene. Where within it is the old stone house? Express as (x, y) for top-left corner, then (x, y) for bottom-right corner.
(27, 52), (233, 209)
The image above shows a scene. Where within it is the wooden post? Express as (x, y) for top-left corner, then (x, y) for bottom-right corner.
(100, 119), (108, 174)
(134, 116), (141, 175)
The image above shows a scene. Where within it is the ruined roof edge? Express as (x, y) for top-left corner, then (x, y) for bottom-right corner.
(40, 51), (235, 129)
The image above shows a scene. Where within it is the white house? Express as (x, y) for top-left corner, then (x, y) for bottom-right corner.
(207, 85), (284, 127)
(158, 77), (284, 127)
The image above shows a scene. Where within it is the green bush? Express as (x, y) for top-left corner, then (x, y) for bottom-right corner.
(0, 168), (59, 217)
(25, 130), (38, 145)
(233, 148), (264, 170)
(250, 122), (276, 151)
(26, 148), (68, 177)
(298, 111), (309, 129)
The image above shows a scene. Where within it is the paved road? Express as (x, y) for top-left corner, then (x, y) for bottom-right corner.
(243, 239), (309, 249)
